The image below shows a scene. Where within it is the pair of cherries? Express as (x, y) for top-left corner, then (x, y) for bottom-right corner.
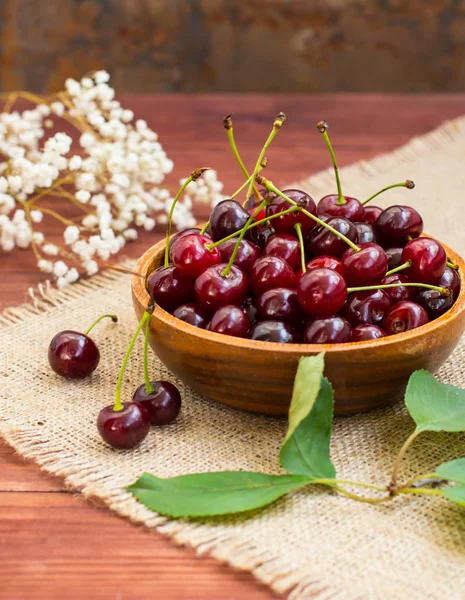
(48, 312), (181, 449)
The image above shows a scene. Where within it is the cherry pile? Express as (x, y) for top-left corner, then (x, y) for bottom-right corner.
(147, 119), (460, 345)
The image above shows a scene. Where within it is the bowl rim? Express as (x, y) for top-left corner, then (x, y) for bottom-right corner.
(132, 235), (465, 354)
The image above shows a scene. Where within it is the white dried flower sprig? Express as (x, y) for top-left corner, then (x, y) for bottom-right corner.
(0, 72), (226, 287)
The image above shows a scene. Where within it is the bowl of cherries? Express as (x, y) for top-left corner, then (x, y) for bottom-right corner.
(132, 118), (465, 416)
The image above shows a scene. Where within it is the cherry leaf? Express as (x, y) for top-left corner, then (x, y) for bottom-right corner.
(432, 457), (465, 484)
(439, 484), (465, 508)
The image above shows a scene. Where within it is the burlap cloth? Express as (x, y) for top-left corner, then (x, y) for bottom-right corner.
(2, 117), (465, 599)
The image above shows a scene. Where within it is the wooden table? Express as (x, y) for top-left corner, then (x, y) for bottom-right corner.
(2, 94), (465, 599)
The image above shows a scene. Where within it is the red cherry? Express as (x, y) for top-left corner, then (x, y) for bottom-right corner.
(97, 403), (150, 449)
(147, 265), (193, 312)
(302, 316), (352, 343)
(132, 381), (182, 426)
(342, 243), (388, 286)
(375, 205), (423, 246)
(209, 199), (255, 242)
(362, 205), (383, 225)
(307, 217), (358, 258)
(352, 324), (386, 341)
(256, 288), (304, 326)
(267, 189), (317, 235)
(172, 303), (210, 328)
(304, 255), (344, 276)
(248, 320), (298, 343)
(263, 234), (301, 271)
(402, 238), (447, 283)
(416, 289), (455, 319)
(195, 264), (248, 310)
(354, 222), (377, 244)
(384, 301), (429, 334)
(317, 195), (365, 222)
(172, 234), (221, 279)
(207, 305), (250, 338)
(249, 256), (297, 296)
(385, 247), (404, 270)
(342, 289), (392, 327)
(297, 268), (348, 317)
(381, 274), (416, 303)
(48, 330), (100, 378)
(169, 227), (206, 261)
(437, 266), (460, 298)
(218, 238), (260, 274)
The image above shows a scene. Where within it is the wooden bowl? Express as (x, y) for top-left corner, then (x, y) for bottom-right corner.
(132, 238), (465, 416)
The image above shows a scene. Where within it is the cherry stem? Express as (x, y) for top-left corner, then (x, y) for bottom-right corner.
(347, 282), (450, 295)
(385, 260), (411, 276)
(447, 260), (459, 270)
(114, 311), (151, 412)
(317, 121), (345, 205)
(224, 117), (261, 200)
(222, 200), (267, 277)
(397, 487), (444, 498)
(199, 221), (210, 235)
(143, 317), (154, 394)
(245, 112), (285, 202)
(263, 179), (361, 252)
(205, 205), (300, 250)
(362, 181), (415, 206)
(389, 429), (421, 491)
(294, 223), (306, 273)
(164, 168), (210, 268)
(84, 314), (117, 336)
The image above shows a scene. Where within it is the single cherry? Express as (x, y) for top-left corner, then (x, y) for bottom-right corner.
(342, 242), (388, 286)
(218, 238), (260, 274)
(437, 266), (460, 298)
(195, 263), (248, 310)
(297, 268), (348, 317)
(416, 289), (455, 319)
(172, 303), (210, 328)
(354, 222), (377, 244)
(317, 195), (365, 222)
(302, 316), (352, 344)
(375, 205), (423, 246)
(304, 255), (344, 276)
(385, 247), (404, 270)
(171, 233), (221, 279)
(362, 205), (383, 225)
(97, 403), (150, 449)
(48, 314), (117, 379)
(209, 199), (255, 242)
(342, 289), (392, 327)
(381, 274), (416, 303)
(169, 227), (205, 261)
(402, 237), (447, 283)
(267, 189), (317, 235)
(248, 320), (298, 343)
(263, 233), (301, 271)
(256, 288), (304, 326)
(384, 301), (429, 335)
(307, 217), (358, 258)
(207, 305), (250, 337)
(249, 256), (297, 296)
(132, 381), (182, 426)
(352, 323), (386, 341)
(147, 266), (193, 312)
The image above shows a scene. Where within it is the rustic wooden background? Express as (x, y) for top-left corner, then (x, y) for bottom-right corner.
(1, 0), (465, 93)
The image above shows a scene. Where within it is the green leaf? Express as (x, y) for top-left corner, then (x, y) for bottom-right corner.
(128, 471), (313, 518)
(439, 484), (465, 508)
(405, 370), (465, 433)
(432, 457), (465, 484)
(280, 353), (336, 479)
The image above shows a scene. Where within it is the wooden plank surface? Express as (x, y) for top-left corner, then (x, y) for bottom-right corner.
(2, 94), (465, 599)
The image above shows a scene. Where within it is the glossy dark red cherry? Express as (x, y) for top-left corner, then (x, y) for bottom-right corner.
(267, 189), (317, 235)
(97, 402), (150, 449)
(354, 222), (377, 244)
(218, 238), (260, 274)
(385, 247), (404, 270)
(416, 289), (454, 319)
(248, 320), (298, 343)
(169, 227), (204, 261)
(207, 305), (250, 337)
(172, 303), (210, 328)
(437, 266), (460, 298)
(352, 323), (386, 341)
(342, 243), (388, 286)
(209, 199), (255, 242)
(307, 217), (358, 258)
(380, 274), (415, 303)
(362, 205), (383, 225)
(249, 256), (297, 296)
(195, 264), (248, 310)
(302, 316), (352, 343)
(263, 234), (301, 271)
(384, 301), (429, 335)
(48, 331), (100, 378)
(297, 268), (348, 317)
(256, 288), (304, 326)
(342, 289), (392, 327)
(317, 195), (365, 222)
(132, 381), (182, 426)
(402, 237), (447, 283)
(304, 255), (344, 276)
(147, 265), (193, 312)
(171, 233), (221, 279)
(375, 205), (423, 246)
